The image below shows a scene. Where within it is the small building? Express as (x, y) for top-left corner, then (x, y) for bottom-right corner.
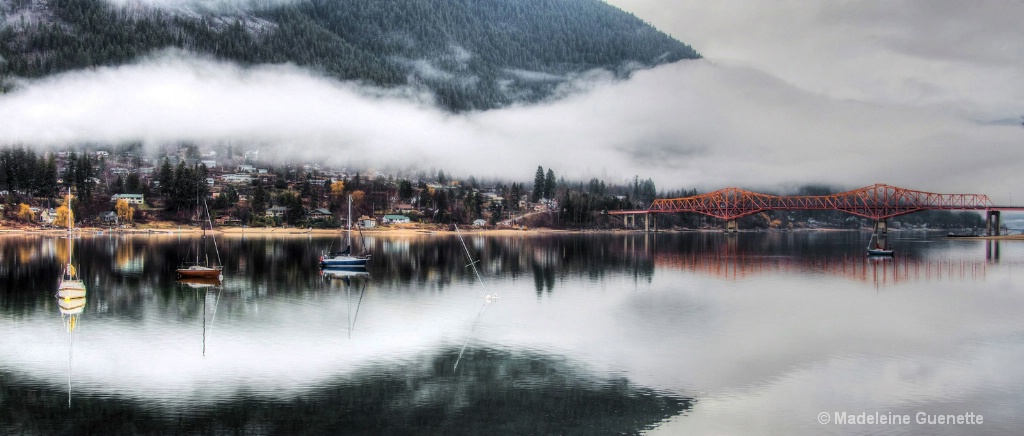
(382, 214), (410, 224)
(201, 160), (217, 168)
(237, 164), (256, 173)
(111, 194), (145, 204)
(215, 215), (242, 226)
(309, 208), (333, 219)
(100, 211), (118, 224)
(358, 215), (376, 228)
(39, 209), (56, 225)
(222, 174), (253, 184)
(473, 219), (487, 227)
(266, 206), (288, 218)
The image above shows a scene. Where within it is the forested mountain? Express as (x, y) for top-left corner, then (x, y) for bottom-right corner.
(0, 0), (698, 111)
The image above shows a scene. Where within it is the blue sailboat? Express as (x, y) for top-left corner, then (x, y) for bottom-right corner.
(320, 194), (371, 268)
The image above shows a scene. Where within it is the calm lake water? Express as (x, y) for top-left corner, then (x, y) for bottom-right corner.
(2, 230), (1023, 435)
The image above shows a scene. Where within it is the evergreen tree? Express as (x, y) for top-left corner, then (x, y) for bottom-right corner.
(509, 182), (521, 211)
(532, 166), (544, 202)
(544, 168), (556, 200)
(157, 158), (174, 197)
(36, 154), (59, 199)
(125, 173), (143, 194)
(251, 183), (268, 215)
(398, 179), (414, 202)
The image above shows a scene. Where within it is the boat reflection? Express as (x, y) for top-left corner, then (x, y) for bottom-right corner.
(178, 278), (222, 356)
(56, 279), (85, 408)
(320, 267), (371, 281)
(321, 267), (370, 338)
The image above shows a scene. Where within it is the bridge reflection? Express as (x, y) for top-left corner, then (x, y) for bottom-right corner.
(653, 250), (994, 286)
(619, 234), (1012, 287)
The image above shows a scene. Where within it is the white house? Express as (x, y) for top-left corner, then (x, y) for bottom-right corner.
(222, 174), (253, 184)
(111, 194), (145, 204)
(382, 214), (410, 224)
(266, 206), (288, 218)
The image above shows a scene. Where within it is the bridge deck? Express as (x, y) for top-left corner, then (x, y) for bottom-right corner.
(609, 184), (1024, 220)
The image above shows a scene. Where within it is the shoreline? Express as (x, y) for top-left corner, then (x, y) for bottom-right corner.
(1, 224), (1020, 239)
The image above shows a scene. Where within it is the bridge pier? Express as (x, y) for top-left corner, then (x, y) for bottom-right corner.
(870, 220), (890, 251)
(873, 220), (888, 235)
(986, 211), (1001, 236)
(724, 219), (738, 233)
(643, 213), (658, 232)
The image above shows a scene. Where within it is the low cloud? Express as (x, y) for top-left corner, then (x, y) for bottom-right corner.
(0, 51), (1020, 201)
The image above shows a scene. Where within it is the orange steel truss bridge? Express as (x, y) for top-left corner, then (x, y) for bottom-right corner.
(611, 184), (1022, 233)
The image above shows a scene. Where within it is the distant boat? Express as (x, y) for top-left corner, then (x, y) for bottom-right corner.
(177, 193), (223, 280)
(320, 194), (371, 268)
(866, 233), (894, 256)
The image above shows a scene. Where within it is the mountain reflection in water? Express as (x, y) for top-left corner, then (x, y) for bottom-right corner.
(0, 348), (691, 435)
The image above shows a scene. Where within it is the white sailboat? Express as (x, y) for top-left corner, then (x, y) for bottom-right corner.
(57, 190), (86, 312)
(866, 233), (894, 256)
(177, 196), (223, 279)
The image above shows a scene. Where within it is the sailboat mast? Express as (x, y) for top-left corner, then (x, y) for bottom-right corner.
(66, 189), (73, 276)
(347, 194), (352, 250)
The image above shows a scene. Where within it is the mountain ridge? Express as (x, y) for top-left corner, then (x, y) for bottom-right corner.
(0, 0), (700, 110)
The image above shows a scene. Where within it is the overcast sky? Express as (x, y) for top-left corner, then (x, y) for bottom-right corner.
(1, 0), (1022, 200)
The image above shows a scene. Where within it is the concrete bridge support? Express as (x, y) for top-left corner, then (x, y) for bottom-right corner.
(724, 220), (738, 233)
(986, 211), (1001, 236)
(624, 214), (635, 228)
(873, 220), (888, 235)
(643, 213), (658, 232)
(871, 220), (889, 250)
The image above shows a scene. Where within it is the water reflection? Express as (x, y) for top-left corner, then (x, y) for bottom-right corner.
(1, 231), (1022, 434)
(0, 233), (1017, 311)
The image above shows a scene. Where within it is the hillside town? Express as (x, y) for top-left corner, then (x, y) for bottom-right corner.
(0, 144), (649, 231)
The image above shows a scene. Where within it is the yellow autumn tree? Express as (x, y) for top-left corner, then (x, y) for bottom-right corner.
(330, 181), (345, 196)
(53, 204), (71, 228)
(351, 190), (366, 210)
(115, 198), (135, 224)
(17, 203), (34, 223)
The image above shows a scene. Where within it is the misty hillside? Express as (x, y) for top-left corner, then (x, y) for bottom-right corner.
(0, 0), (699, 111)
